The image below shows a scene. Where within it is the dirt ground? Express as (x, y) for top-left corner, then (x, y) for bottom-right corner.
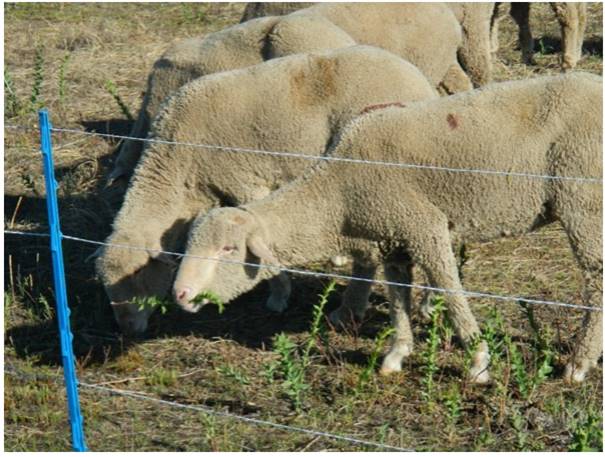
(4, 2), (603, 451)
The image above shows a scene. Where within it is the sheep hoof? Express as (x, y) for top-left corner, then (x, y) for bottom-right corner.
(330, 255), (350, 267)
(468, 368), (491, 385)
(379, 358), (402, 376)
(328, 306), (361, 329)
(564, 362), (588, 384)
(265, 295), (288, 313)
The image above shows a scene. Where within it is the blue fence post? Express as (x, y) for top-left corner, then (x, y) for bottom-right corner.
(38, 109), (88, 452)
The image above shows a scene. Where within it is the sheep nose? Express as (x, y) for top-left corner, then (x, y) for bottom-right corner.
(174, 287), (191, 304)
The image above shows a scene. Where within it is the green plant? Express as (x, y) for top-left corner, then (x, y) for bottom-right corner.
(5, 68), (20, 117)
(267, 281), (335, 410)
(569, 411), (603, 452)
(510, 407), (530, 451)
(421, 296), (446, 405)
(58, 53), (70, 105)
(442, 384), (462, 427)
(104, 79), (134, 121)
(191, 291), (225, 314)
(146, 368), (177, 387)
(217, 365), (250, 385)
(270, 332), (308, 410)
(135, 295), (172, 315)
(356, 326), (394, 393)
(521, 303), (554, 401)
(30, 46), (45, 110)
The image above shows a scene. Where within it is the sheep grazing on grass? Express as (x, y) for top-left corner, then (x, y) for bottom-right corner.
(112, 3), (470, 181)
(173, 72), (602, 384)
(491, 2), (588, 71)
(96, 46), (438, 336)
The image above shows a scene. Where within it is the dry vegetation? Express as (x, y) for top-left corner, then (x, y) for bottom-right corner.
(4, 2), (603, 451)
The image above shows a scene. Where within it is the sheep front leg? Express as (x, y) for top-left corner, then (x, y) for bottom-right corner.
(265, 272), (291, 313)
(392, 200), (490, 384)
(438, 62), (473, 95)
(328, 262), (376, 327)
(380, 261), (415, 374)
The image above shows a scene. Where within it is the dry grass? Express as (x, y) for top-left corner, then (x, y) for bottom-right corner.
(4, 2), (603, 452)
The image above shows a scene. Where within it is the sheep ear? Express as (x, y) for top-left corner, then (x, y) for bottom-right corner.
(247, 234), (277, 265)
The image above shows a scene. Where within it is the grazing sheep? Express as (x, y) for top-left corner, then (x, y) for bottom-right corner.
(240, 2), (313, 22)
(491, 2), (587, 70)
(241, 2), (496, 88)
(112, 3), (470, 181)
(173, 72), (602, 384)
(96, 46), (438, 335)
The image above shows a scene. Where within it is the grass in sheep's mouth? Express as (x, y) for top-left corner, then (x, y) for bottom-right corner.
(191, 291), (225, 314)
(3, 1), (603, 452)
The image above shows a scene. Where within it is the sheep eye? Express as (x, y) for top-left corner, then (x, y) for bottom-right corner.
(221, 246), (236, 254)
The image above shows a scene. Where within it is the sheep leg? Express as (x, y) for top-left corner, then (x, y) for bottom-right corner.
(380, 261), (415, 374)
(551, 2), (584, 71)
(510, 2), (535, 65)
(328, 262), (376, 327)
(490, 2), (509, 55)
(558, 213), (603, 382)
(390, 200), (490, 383)
(265, 272), (291, 313)
(438, 62), (473, 95)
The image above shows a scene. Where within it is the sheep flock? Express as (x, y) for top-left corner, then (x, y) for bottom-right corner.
(98, 1), (602, 386)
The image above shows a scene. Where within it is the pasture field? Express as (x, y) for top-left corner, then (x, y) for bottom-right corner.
(4, 2), (603, 451)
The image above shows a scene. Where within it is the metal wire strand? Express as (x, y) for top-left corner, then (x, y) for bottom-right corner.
(4, 367), (414, 452)
(4, 230), (600, 312)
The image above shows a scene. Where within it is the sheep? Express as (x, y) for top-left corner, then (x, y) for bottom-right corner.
(241, 2), (496, 88)
(96, 45), (439, 336)
(111, 3), (471, 182)
(172, 72), (602, 384)
(491, 2), (587, 70)
(240, 2), (313, 22)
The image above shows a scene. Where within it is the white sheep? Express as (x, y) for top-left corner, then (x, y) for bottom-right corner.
(173, 72), (602, 384)
(96, 46), (438, 335)
(111, 3), (471, 181)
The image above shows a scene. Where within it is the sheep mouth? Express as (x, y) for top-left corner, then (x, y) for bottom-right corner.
(183, 298), (209, 313)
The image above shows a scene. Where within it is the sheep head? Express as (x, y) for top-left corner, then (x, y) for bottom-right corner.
(173, 207), (278, 312)
(96, 234), (178, 336)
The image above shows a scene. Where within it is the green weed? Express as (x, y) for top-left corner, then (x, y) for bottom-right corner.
(146, 368), (177, 387)
(569, 411), (603, 452)
(420, 296), (446, 405)
(192, 290), (225, 314)
(355, 326), (394, 393)
(217, 364), (250, 385)
(268, 281), (335, 410)
(135, 295), (172, 315)
(30, 46), (45, 110)
(104, 79), (134, 121)
(5, 68), (21, 117)
(442, 384), (462, 427)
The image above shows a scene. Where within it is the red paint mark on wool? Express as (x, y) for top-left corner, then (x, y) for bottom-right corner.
(447, 113), (459, 130)
(359, 102), (407, 115)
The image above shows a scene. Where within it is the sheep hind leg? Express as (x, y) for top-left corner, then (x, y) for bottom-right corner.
(510, 2), (535, 65)
(380, 261), (414, 374)
(559, 214), (603, 382)
(551, 3), (579, 71)
(390, 200), (490, 384)
(328, 262), (376, 328)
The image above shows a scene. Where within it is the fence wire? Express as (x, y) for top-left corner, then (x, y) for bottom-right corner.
(5, 229), (601, 312)
(4, 124), (602, 183)
(4, 367), (414, 452)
